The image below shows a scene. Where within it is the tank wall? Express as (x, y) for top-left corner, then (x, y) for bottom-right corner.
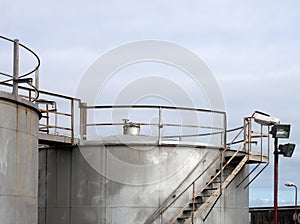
(0, 96), (40, 224)
(38, 147), (73, 224)
(38, 142), (250, 224)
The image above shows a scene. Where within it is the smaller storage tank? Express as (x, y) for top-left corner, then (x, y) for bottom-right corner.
(122, 119), (141, 135)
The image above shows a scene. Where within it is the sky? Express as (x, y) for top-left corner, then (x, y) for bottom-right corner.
(1, 0), (300, 207)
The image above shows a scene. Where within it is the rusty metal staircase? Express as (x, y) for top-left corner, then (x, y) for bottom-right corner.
(145, 112), (270, 224)
(172, 153), (249, 223)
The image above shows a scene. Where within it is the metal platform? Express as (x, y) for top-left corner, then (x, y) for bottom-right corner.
(38, 132), (79, 145)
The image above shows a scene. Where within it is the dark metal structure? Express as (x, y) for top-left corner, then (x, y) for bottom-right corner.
(249, 206), (300, 224)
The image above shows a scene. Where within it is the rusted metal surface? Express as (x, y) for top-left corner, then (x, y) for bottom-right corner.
(0, 82), (81, 144)
(144, 111), (271, 224)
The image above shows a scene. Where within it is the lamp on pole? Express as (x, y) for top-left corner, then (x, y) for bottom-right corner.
(285, 182), (298, 224)
(274, 136), (279, 224)
(270, 124), (295, 224)
(253, 113), (296, 224)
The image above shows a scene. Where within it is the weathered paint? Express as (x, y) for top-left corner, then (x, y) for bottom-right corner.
(38, 136), (249, 224)
(0, 91), (40, 224)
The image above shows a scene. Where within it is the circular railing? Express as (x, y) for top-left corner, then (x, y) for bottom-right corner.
(0, 35), (40, 101)
(80, 104), (227, 147)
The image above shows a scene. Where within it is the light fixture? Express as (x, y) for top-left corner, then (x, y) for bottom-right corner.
(284, 182), (298, 224)
(279, 144), (296, 157)
(252, 111), (295, 224)
(254, 113), (280, 126)
(285, 182), (296, 187)
(271, 124), (291, 138)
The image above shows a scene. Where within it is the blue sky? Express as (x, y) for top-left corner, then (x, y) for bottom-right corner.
(1, 0), (300, 207)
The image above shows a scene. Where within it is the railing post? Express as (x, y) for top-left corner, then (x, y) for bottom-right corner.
(28, 88), (32, 101)
(35, 68), (39, 90)
(248, 118), (252, 153)
(243, 118), (248, 152)
(223, 113), (227, 148)
(260, 125), (263, 160)
(46, 104), (49, 134)
(192, 182), (195, 223)
(80, 102), (87, 141)
(34, 68), (39, 100)
(12, 39), (19, 96)
(71, 99), (74, 144)
(158, 107), (162, 144)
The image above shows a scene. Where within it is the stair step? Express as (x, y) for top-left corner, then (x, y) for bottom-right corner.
(182, 209), (194, 218)
(200, 194), (210, 198)
(195, 195), (203, 201)
(204, 187), (218, 191)
(171, 155), (245, 223)
(177, 216), (189, 222)
(189, 201), (202, 209)
(225, 156), (243, 163)
(183, 208), (195, 213)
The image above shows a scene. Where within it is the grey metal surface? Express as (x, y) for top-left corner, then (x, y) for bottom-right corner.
(38, 137), (250, 224)
(0, 92), (40, 224)
(0, 35), (258, 224)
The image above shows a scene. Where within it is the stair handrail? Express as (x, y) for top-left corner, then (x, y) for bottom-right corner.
(165, 112), (271, 223)
(145, 121), (249, 224)
(144, 151), (210, 224)
(237, 114), (271, 189)
(166, 135), (248, 224)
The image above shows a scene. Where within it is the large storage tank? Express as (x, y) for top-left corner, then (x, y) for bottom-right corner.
(39, 140), (248, 223)
(38, 105), (265, 224)
(0, 92), (41, 223)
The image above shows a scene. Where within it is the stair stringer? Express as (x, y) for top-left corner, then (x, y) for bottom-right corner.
(179, 155), (249, 224)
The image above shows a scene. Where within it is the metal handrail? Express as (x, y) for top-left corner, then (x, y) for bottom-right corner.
(145, 113), (270, 223)
(0, 35), (41, 101)
(237, 115), (271, 189)
(36, 92), (81, 143)
(144, 123), (247, 224)
(0, 35), (40, 83)
(84, 104), (226, 115)
(165, 125), (248, 223)
(0, 81), (81, 143)
(80, 104), (227, 146)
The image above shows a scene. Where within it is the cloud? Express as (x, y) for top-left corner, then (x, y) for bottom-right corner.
(1, 0), (300, 206)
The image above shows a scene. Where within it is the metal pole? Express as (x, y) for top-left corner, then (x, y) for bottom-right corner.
(71, 99), (74, 144)
(35, 68), (39, 90)
(12, 39), (19, 96)
(223, 113), (227, 148)
(80, 102), (87, 141)
(248, 118), (252, 153)
(285, 183), (298, 223)
(295, 185), (298, 224)
(158, 107), (162, 144)
(274, 137), (279, 224)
